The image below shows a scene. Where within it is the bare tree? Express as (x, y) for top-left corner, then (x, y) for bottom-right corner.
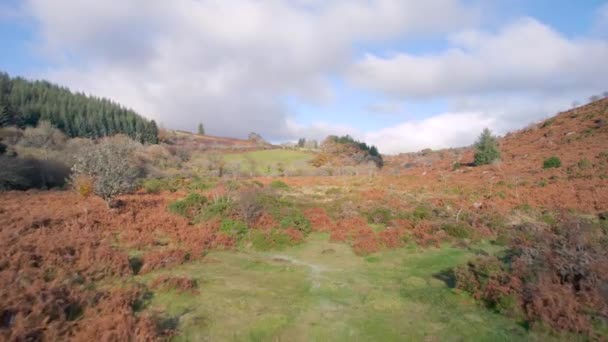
(71, 135), (142, 207)
(207, 152), (227, 177)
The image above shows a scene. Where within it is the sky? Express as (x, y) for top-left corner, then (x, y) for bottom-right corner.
(1, 0), (607, 154)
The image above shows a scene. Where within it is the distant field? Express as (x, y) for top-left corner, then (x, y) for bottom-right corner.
(223, 149), (316, 174)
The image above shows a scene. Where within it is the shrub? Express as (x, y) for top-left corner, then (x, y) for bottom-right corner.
(219, 219), (248, 239)
(279, 210), (311, 234)
(18, 121), (66, 150)
(542, 156), (562, 169)
(366, 207), (393, 225)
(412, 205), (432, 221)
(441, 222), (472, 239)
(577, 159), (592, 169)
(250, 229), (295, 251)
(199, 196), (232, 220)
(455, 218), (608, 336)
(143, 178), (165, 194)
(71, 135), (143, 205)
(72, 175), (94, 197)
(473, 128), (500, 165)
(0, 155), (70, 190)
(168, 193), (208, 218)
(269, 180), (289, 191)
(234, 187), (264, 224)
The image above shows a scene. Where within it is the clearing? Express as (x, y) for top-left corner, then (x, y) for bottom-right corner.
(138, 234), (543, 341)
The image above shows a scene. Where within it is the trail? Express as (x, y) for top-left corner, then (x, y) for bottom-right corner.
(268, 254), (327, 289)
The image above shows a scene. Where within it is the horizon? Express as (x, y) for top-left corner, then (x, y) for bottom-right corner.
(1, 0), (607, 153)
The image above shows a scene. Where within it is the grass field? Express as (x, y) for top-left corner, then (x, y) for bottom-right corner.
(138, 234), (550, 341)
(223, 149), (315, 174)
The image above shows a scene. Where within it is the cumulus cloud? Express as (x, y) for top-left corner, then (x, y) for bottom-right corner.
(12, 1), (606, 154)
(349, 17), (608, 153)
(21, 0), (477, 140)
(349, 18), (608, 98)
(365, 112), (495, 154)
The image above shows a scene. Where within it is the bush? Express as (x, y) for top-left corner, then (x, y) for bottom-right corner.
(269, 180), (289, 191)
(143, 178), (165, 194)
(234, 188), (264, 224)
(219, 219), (248, 239)
(71, 135), (143, 205)
(18, 121), (66, 150)
(198, 196), (232, 221)
(455, 218), (608, 336)
(72, 175), (94, 197)
(542, 156), (562, 169)
(279, 210), (311, 234)
(412, 205), (432, 221)
(366, 207), (392, 225)
(0, 155), (70, 190)
(473, 128), (500, 165)
(168, 193), (208, 218)
(249, 229), (295, 251)
(441, 222), (472, 239)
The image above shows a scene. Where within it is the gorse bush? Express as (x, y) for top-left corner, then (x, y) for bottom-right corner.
(199, 196), (232, 220)
(269, 180), (289, 191)
(219, 219), (248, 239)
(441, 222), (472, 239)
(279, 210), (311, 234)
(473, 128), (500, 166)
(167, 193), (208, 218)
(542, 156), (562, 169)
(143, 178), (165, 194)
(249, 229), (296, 251)
(366, 207), (393, 225)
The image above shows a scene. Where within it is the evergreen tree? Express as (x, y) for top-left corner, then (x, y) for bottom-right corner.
(198, 122), (205, 135)
(0, 71), (158, 143)
(473, 128), (500, 165)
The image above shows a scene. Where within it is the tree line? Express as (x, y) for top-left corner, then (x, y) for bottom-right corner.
(0, 72), (158, 144)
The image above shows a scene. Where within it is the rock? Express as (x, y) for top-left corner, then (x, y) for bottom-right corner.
(473, 202), (483, 210)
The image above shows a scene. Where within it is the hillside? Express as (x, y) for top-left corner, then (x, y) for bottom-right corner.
(1, 99), (607, 341)
(0, 72), (158, 143)
(377, 98), (608, 212)
(160, 129), (272, 151)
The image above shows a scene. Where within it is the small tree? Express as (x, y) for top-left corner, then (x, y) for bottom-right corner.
(297, 138), (306, 148)
(198, 123), (205, 135)
(207, 152), (226, 177)
(71, 135), (142, 206)
(19, 121), (66, 150)
(473, 128), (500, 166)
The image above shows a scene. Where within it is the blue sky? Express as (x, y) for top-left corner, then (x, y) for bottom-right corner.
(1, 1), (607, 153)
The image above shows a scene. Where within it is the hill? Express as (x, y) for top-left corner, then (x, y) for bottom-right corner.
(0, 72), (158, 143)
(380, 98), (608, 212)
(160, 129), (272, 151)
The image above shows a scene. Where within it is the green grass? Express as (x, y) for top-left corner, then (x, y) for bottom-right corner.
(140, 234), (552, 341)
(223, 149), (315, 174)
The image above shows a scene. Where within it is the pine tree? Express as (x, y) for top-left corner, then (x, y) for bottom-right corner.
(473, 128), (500, 166)
(0, 71), (159, 143)
(198, 123), (205, 135)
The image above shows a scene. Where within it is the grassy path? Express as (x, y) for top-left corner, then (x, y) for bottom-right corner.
(140, 234), (549, 341)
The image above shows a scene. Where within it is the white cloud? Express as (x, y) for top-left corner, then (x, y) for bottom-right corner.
(365, 112), (495, 154)
(349, 18), (608, 98)
(22, 0), (477, 140)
